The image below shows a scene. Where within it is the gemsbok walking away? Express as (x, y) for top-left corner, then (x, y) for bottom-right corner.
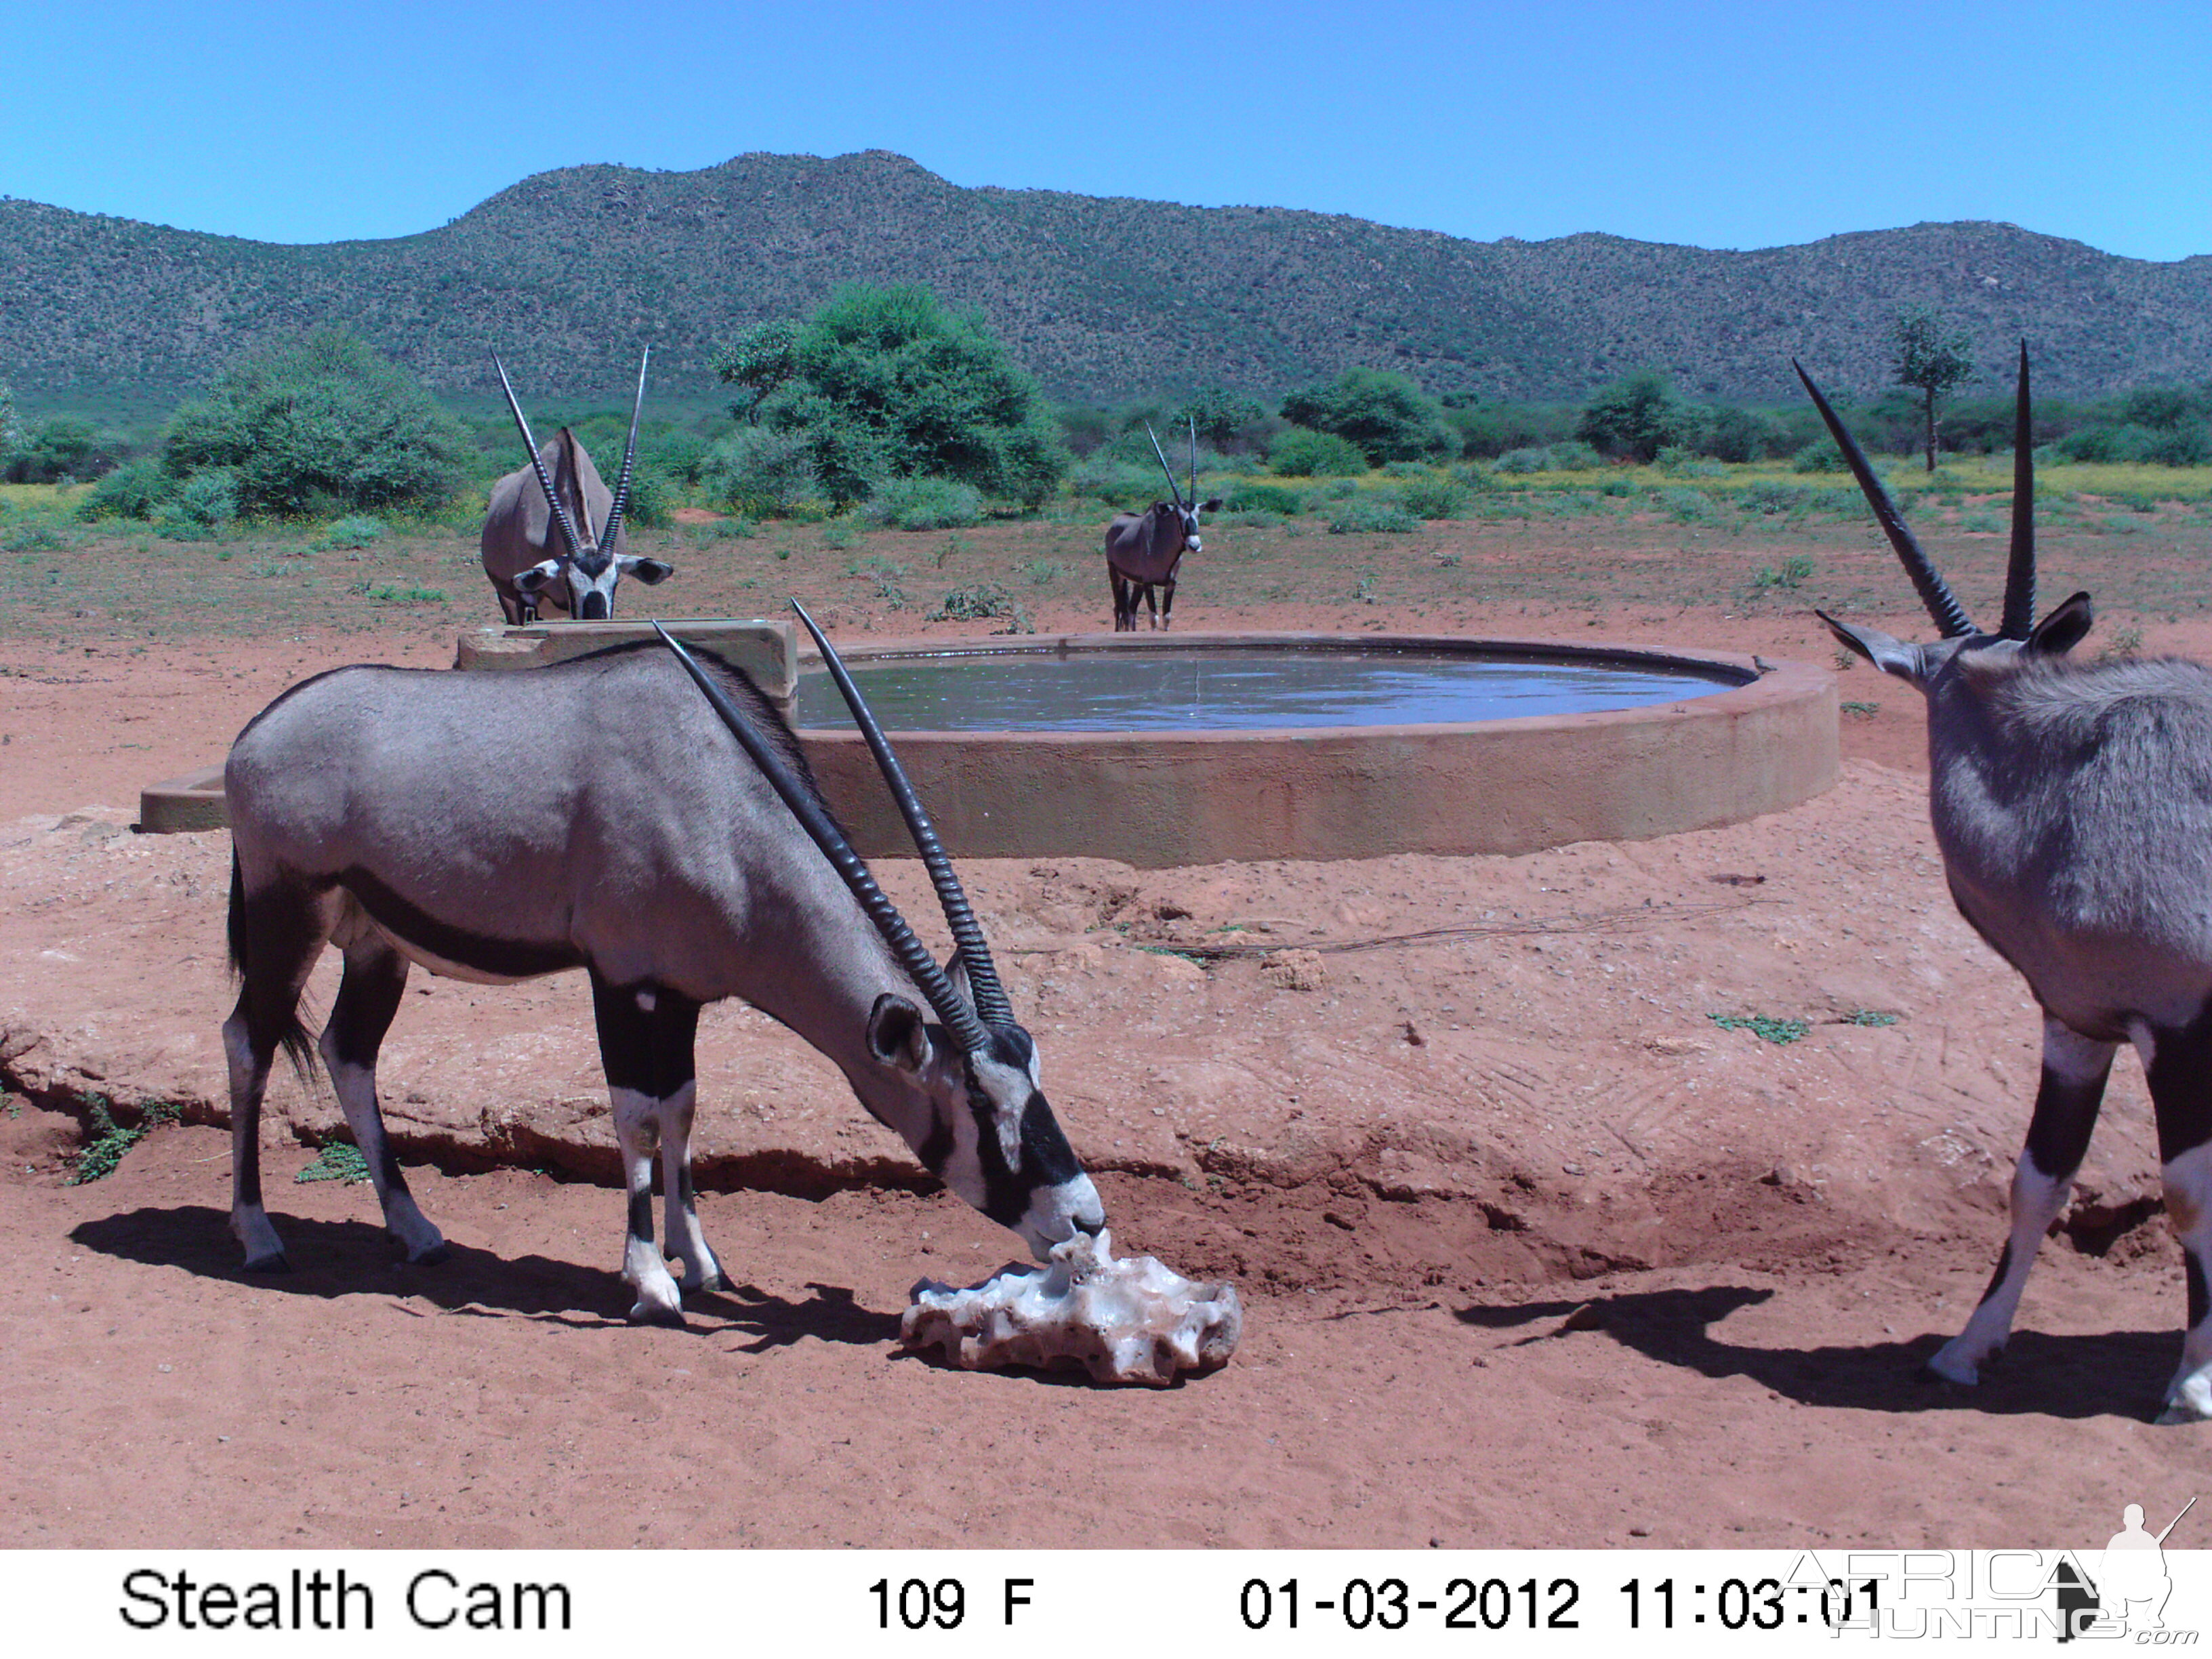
(220, 602), (1103, 1326)
(1105, 417), (1221, 631)
(480, 349), (674, 623)
(1803, 346), (2212, 1422)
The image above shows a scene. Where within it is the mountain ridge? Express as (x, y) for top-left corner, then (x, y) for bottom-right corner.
(4, 149), (2207, 407)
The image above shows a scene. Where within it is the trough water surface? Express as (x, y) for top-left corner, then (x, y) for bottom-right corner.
(795, 647), (1744, 733)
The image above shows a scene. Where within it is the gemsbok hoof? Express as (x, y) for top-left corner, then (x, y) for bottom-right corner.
(628, 1299), (687, 1330)
(242, 1251), (292, 1275)
(404, 1241), (451, 1267)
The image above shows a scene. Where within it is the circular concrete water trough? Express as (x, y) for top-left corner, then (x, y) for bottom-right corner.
(796, 632), (1836, 869)
(139, 628), (1837, 863)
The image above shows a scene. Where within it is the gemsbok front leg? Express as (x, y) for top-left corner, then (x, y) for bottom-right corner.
(591, 972), (716, 1326)
(2142, 1015), (2212, 1422)
(1928, 1019), (2114, 1386)
(318, 935), (447, 1265)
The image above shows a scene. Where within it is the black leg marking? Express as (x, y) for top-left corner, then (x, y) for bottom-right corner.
(628, 1188), (655, 1246)
(2144, 1002), (2212, 1418)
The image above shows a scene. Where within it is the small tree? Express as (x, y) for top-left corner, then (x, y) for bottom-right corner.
(1893, 306), (1974, 472)
(1279, 368), (1451, 464)
(1576, 369), (1689, 462)
(165, 327), (469, 515)
(714, 320), (798, 423)
(0, 380), (20, 455)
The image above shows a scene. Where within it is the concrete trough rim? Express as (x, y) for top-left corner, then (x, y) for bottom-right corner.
(140, 630), (1837, 863)
(791, 629), (1775, 743)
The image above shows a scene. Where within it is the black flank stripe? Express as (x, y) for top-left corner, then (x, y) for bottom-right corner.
(340, 866), (585, 980)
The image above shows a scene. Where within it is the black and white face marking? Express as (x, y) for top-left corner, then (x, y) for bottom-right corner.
(558, 551), (673, 622)
(867, 997), (1103, 1260)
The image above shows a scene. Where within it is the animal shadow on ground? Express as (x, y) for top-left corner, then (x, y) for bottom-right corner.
(1456, 1285), (2177, 1422)
(68, 1205), (900, 1349)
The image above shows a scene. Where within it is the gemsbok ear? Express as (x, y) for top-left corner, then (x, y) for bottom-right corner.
(1200, 497), (1223, 513)
(2026, 591), (2093, 657)
(867, 994), (931, 1073)
(619, 556), (674, 586)
(1816, 609), (1923, 681)
(514, 559), (562, 595)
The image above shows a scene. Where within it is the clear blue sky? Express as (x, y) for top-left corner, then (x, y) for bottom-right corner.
(4, 0), (2205, 262)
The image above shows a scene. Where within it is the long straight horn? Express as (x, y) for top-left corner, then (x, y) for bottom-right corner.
(492, 352), (590, 562)
(1999, 343), (2036, 640)
(790, 599), (1015, 1029)
(1188, 413), (1200, 506)
(1793, 360), (1976, 639)
(1145, 423), (1185, 509)
(651, 623), (991, 1055)
(600, 346), (650, 554)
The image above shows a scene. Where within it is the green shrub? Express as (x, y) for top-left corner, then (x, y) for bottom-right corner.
(1397, 474), (1468, 518)
(314, 514), (386, 550)
(1792, 438), (1848, 473)
(1656, 487), (1715, 522)
(932, 581), (1027, 625)
(3, 415), (115, 485)
(1225, 480), (1305, 514)
(1280, 368), (1453, 462)
(165, 327), (468, 515)
(1268, 426), (1368, 477)
(158, 468), (240, 536)
(77, 459), (178, 522)
(750, 284), (1071, 506)
(1327, 493), (1418, 533)
(864, 476), (983, 531)
(1578, 369), (1692, 462)
(699, 426), (819, 517)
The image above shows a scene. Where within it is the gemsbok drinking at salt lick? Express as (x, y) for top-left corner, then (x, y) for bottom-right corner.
(1802, 346), (2212, 1422)
(219, 602), (1103, 1326)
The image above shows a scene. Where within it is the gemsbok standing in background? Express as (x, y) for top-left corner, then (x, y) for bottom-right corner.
(1105, 417), (1221, 631)
(220, 601), (1103, 1326)
(1804, 346), (2212, 1422)
(480, 348), (674, 623)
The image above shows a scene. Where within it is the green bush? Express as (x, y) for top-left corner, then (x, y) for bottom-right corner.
(1577, 369), (1692, 463)
(2057, 421), (2212, 466)
(1173, 388), (1270, 448)
(1397, 474), (1468, 518)
(1225, 481), (1305, 514)
(314, 514), (387, 550)
(158, 468), (239, 536)
(749, 284), (1071, 506)
(77, 459), (179, 522)
(864, 476), (983, 531)
(700, 427), (819, 516)
(932, 581), (1033, 632)
(1280, 368), (1453, 463)
(1268, 426), (1368, 477)
(1656, 487), (1715, 522)
(3, 415), (115, 485)
(1697, 404), (1785, 464)
(1326, 493), (1418, 533)
(165, 327), (468, 515)
(1792, 438), (1848, 473)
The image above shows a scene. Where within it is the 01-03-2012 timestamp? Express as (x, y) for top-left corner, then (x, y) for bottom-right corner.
(1226, 1576), (1882, 1633)
(1620, 1578), (1881, 1630)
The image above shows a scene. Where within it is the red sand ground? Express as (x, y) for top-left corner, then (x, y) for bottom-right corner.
(3, 512), (2208, 1549)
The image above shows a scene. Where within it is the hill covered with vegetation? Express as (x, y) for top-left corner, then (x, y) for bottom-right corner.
(5, 150), (2209, 409)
